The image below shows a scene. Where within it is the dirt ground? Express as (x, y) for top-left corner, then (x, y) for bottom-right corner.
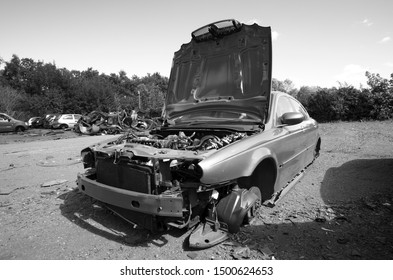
(0, 122), (392, 260)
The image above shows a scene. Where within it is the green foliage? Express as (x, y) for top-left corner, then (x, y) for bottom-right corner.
(0, 55), (169, 118)
(365, 71), (393, 120)
(2, 54), (393, 122)
(305, 88), (340, 122)
(272, 78), (297, 96)
(335, 86), (373, 121)
(292, 73), (393, 122)
(0, 84), (23, 116)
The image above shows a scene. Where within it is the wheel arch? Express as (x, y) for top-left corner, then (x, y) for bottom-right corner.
(237, 157), (278, 202)
(14, 126), (26, 132)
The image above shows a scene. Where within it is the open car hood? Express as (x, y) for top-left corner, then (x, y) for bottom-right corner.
(164, 19), (272, 123)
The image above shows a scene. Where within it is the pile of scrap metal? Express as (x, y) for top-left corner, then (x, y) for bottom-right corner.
(74, 111), (125, 135)
(74, 111), (160, 135)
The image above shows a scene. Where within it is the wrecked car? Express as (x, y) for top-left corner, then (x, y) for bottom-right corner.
(75, 110), (159, 135)
(77, 19), (321, 248)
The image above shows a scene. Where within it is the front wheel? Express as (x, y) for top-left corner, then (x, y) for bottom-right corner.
(15, 126), (25, 133)
(60, 124), (68, 129)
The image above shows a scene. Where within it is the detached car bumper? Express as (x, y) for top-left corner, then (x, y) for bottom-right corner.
(77, 173), (183, 217)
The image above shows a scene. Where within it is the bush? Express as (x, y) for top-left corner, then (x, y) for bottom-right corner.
(305, 88), (339, 122)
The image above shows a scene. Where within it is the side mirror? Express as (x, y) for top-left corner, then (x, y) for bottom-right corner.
(281, 112), (304, 125)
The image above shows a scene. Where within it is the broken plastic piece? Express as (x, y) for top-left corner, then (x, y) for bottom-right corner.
(41, 179), (68, 187)
(189, 219), (229, 249)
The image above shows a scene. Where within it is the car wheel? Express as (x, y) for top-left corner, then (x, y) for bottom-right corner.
(60, 124), (68, 129)
(243, 186), (261, 225)
(15, 126), (25, 133)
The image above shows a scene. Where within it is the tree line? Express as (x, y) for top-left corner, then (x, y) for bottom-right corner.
(1, 54), (393, 122)
(272, 73), (393, 122)
(0, 55), (167, 120)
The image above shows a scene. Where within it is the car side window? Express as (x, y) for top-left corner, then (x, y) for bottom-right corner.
(0, 114), (8, 122)
(63, 115), (73, 120)
(276, 96), (295, 124)
(289, 98), (309, 119)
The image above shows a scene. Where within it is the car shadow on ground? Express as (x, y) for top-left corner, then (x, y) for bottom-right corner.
(58, 158), (393, 259)
(241, 158), (393, 259)
(58, 190), (188, 250)
(320, 158), (393, 203)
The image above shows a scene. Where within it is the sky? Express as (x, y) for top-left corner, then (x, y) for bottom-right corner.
(1, 0), (392, 89)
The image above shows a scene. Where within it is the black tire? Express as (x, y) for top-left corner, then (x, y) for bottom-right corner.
(60, 124), (68, 129)
(15, 126), (25, 133)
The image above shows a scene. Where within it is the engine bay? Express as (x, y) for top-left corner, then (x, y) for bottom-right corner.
(116, 130), (250, 151)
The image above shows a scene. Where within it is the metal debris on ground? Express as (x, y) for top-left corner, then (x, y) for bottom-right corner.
(187, 252), (198, 259)
(0, 186), (26, 195)
(334, 215), (350, 223)
(231, 246), (251, 259)
(259, 245), (275, 260)
(41, 179), (68, 188)
(337, 237), (350, 244)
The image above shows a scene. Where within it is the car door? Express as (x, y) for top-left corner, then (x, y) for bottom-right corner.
(0, 114), (12, 132)
(288, 97), (319, 165)
(273, 96), (307, 189)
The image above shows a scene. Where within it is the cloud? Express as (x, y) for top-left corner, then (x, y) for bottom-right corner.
(272, 31), (279, 41)
(379, 36), (391, 43)
(362, 18), (373, 27)
(335, 64), (369, 87)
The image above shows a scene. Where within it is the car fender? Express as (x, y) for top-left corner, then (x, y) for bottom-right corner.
(199, 132), (279, 184)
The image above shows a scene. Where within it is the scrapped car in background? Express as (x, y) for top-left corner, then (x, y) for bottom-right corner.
(42, 114), (59, 129)
(51, 114), (82, 129)
(0, 113), (28, 133)
(77, 19), (321, 248)
(27, 116), (41, 127)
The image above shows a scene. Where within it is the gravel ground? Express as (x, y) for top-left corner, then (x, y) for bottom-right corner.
(0, 121), (392, 260)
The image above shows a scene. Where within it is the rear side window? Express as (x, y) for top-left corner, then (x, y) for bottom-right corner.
(0, 114), (8, 121)
(276, 96), (295, 124)
(289, 98), (309, 119)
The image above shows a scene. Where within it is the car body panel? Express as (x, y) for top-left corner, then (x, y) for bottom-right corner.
(165, 19), (272, 122)
(77, 174), (183, 217)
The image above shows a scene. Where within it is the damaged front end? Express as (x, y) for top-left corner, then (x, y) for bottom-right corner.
(78, 128), (261, 248)
(78, 18), (271, 248)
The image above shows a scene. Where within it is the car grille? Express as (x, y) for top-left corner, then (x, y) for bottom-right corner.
(96, 157), (154, 194)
